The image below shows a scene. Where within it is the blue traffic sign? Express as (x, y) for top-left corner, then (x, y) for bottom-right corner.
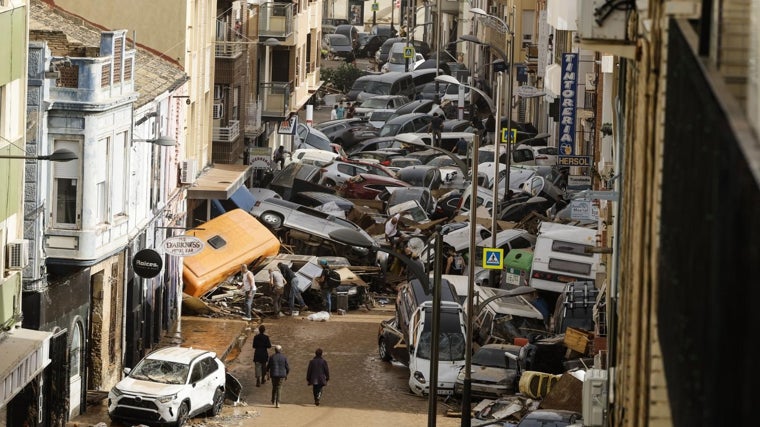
(482, 248), (504, 270)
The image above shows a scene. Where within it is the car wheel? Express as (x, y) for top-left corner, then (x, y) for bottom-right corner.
(175, 402), (189, 427)
(378, 338), (392, 362)
(333, 138), (343, 146)
(323, 179), (337, 188)
(260, 212), (283, 229)
(208, 387), (224, 416)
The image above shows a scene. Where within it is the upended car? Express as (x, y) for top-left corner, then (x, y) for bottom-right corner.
(108, 346), (228, 427)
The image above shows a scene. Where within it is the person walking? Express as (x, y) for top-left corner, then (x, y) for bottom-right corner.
(452, 136), (468, 156)
(252, 325), (272, 387)
(330, 104), (339, 120)
(268, 266), (286, 317)
(306, 348), (330, 406)
(239, 264), (256, 321)
(266, 345), (289, 408)
(278, 262), (308, 315)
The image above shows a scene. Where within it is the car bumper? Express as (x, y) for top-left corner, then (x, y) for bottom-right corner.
(108, 396), (179, 426)
(453, 382), (512, 399)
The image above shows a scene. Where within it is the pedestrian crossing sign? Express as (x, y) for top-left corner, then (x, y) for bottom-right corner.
(482, 248), (504, 270)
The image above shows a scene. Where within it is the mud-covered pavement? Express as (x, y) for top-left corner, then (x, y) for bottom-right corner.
(69, 304), (463, 427)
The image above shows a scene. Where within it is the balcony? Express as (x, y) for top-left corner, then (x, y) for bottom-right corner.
(212, 120), (240, 142)
(259, 2), (293, 39)
(259, 81), (292, 118)
(215, 40), (245, 58)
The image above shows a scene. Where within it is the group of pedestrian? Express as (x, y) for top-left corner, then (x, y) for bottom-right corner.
(252, 325), (330, 408)
(239, 262), (311, 321)
(330, 102), (356, 120)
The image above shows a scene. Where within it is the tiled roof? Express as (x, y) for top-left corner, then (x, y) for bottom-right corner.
(29, 0), (187, 109)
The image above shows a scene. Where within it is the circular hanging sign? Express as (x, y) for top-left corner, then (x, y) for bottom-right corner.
(133, 249), (163, 279)
(162, 235), (205, 256)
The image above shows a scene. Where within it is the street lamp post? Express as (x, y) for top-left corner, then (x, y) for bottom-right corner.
(469, 6), (515, 250)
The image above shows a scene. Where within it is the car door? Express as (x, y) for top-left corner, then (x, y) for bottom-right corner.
(512, 146), (536, 165)
(333, 162), (363, 185)
(188, 357), (213, 411)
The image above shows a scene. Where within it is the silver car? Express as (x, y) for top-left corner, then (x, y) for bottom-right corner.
(453, 343), (522, 399)
(249, 198), (377, 258)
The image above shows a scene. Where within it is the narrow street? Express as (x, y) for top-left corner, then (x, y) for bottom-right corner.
(69, 305), (463, 427)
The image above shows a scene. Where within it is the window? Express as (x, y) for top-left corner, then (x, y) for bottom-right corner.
(232, 87), (240, 120)
(548, 258), (592, 275)
(96, 181), (106, 223)
(111, 132), (127, 216)
(551, 240), (594, 257)
(53, 139), (81, 227)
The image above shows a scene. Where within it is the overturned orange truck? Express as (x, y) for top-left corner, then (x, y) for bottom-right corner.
(183, 209), (281, 297)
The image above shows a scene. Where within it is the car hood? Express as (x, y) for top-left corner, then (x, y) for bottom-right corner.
(469, 365), (517, 383)
(115, 377), (186, 396)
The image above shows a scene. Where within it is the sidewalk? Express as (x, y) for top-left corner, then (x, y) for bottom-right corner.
(168, 315), (252, 364)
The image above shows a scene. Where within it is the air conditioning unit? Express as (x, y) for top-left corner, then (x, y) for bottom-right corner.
(7, 240), (29, 270)
(582, 368), (608, 426)
(180, 159), (197, 184)
(213, 103), (224, 119)
(577, 0), (628, 41)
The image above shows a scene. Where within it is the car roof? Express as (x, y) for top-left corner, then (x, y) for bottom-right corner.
(394, 99), (436, 115)
(384, 112), (429, 125)
(146, 346), (214, 364)
(353, 173), (409, 185)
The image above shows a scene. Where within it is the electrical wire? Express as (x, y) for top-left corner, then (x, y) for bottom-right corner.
(593, 0), (635, 26)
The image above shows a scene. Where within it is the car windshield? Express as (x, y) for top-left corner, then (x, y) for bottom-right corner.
(363, 80), (392, 95)
(130, 359), (189, 385)
(330, 35), (350, 46)
(361, 98), (392, 109)
(416, 310), (466, 361)
(378, 123), (401, 137)
(351, 80), (370, 92)
(472, 347), (515, 369)
(369, 111), (394, 121)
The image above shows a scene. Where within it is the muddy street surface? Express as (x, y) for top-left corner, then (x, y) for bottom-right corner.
(71, 305), (464, 427)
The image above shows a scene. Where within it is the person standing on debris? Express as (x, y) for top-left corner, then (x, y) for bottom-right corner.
(384, 212), (402, 248)
(306, 347), (330, 406)
(485, 113), (496, 145)
(266, 344), (290, 408)
(252, 325), (272, 387)
(278, 262), (308, 315)
(239, 264), (256, 321)
(402, 244), (425, 282)
(269, 266), (286, 317)
(273, 145), (286, 170)
(445, 248), (466, 275)
(428, 112), (444, 147)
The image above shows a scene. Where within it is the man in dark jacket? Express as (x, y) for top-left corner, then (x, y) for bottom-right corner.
(266, 345), (290, 408)
(252, 325), (271, 387)
(306, 348), (330, 406)
(278, 262), (308, 315)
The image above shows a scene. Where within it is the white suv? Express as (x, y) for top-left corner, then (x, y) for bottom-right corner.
(108, 347), (227, 427)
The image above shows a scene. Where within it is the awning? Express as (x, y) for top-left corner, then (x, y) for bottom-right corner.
(187, 164), (251, 200)
(1, 328), (52, 406)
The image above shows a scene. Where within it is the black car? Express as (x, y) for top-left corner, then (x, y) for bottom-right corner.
(323, 18), (349, 26)
(377, 112), (434, 138)
(313, 118), (375, 149)
(415, 81), (448, 101)
(383, 186), (436, 217)
(345, 136), (407, 155)
(431, 188), (463, 220)
(291, 191), (355, 213)
(358, 34), (387, 58)
(322, 34), (354, 59)
(396, 164), (442, 191)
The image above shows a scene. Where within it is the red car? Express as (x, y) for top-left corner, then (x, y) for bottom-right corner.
(339, 173), (410, 199)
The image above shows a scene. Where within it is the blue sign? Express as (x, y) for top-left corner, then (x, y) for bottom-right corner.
(482, 248), (504, 270)
(559, 53), (578, 156)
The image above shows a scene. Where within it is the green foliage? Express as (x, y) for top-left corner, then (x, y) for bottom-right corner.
(320, 64), (367, 93)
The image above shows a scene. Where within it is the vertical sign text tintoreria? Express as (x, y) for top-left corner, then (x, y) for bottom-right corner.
(559, 53), (579, 156)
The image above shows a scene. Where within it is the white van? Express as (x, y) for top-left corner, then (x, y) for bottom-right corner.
(382, 42), (425, 72)
(529, 221), (600, 293)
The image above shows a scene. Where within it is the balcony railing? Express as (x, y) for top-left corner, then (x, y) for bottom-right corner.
(259, 2), (294, 38)
(212, 120), (240, 142)
(215, 40), (245, 58)
(259, 81), (292, 117)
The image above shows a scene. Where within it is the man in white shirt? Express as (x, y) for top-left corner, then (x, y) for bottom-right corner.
(268, 267), (286, 317)
(240, 264), (256, 320)
(330, 104), (339, 120)
(384, 212), (401, 248)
